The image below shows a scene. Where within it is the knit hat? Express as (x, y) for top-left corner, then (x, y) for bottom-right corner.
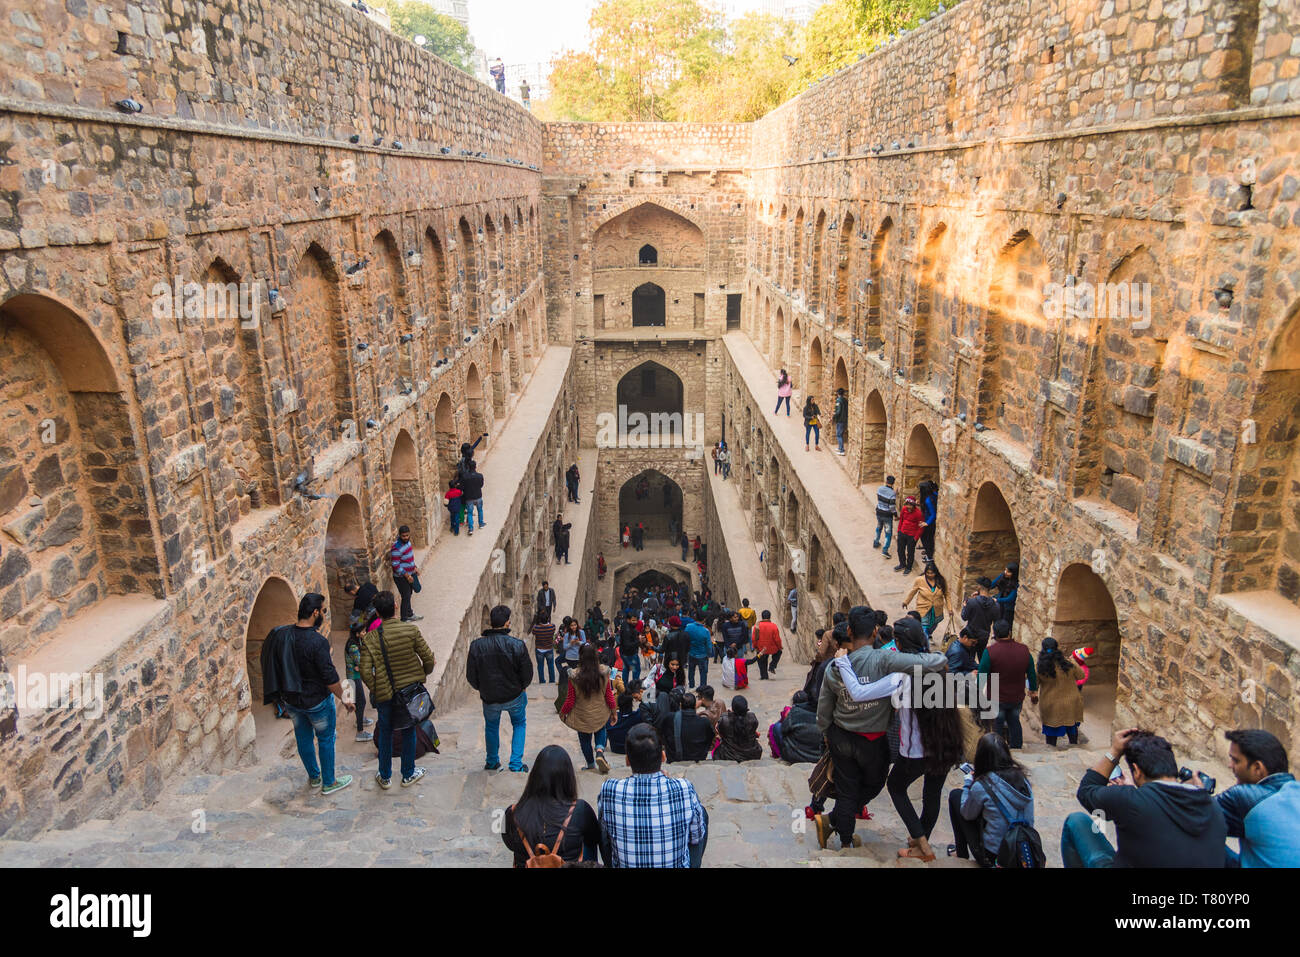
(668, 615), (682, 628)
(1072, 646), (1094, 661)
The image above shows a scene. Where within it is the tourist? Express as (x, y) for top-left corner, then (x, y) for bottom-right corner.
(444, 480), (465, 535)
(640, 628), (658, 675)
(918, 480), (939, 563)
(559, 644), (617, 773)
(554, 515), (572, 564)
(1035, 637), (1084, 747)
(683, 613), (713, 687)
(814, 606), (947, 850)
(502, 746), (600, 866)
(656, 656), (686, 697)
(460, 459), (485, 534)
(902, 561), (955, 638)
(872, 475), (898, 558)
(692, 534), (702, 561)
(832, 387), (848, 455)
(802, 394), (822, 452)
(597, 551), (606, 580)
(680, 530), (690, 560)
(829, 639), (963, 862)
(752, 608), (783, 679)
(466, 604), (533, 773)
(1061, 729), (1226, 868)
(634, 521), (645, 550)
(456, 435), (486, 482)
(531, 609), (557, 684)
(771, 690), (822, 764)
(737, 597), (757, 631)
(978, 619), (1037, 749)
(343, 625), (372, 742)
(618, 613), (642, 684)
(536, 580), (557, 618)
(718, 444), (731, 479)
(608, 692), (653, 755)
(959, 576), (1001, 651)
(788, 584), (798, 632)
(948, 732), (1035, 867)
(720, 644), (755, 690)
(802, 624), (844, 704)
(945, 628), (980, 676)
(519, 79), (531, 109)
(597, 725), (708, 867)
(260, 593), (354, 794)
(389, 525), (423, 622)
(621, 523), (630, 548)
(566, 463), (580, 503)
(894, 495), (922, 574)
(663, 616), (690, 676)
(358, 591), (435, 789)
(991, 561), (1019, 632)
(719, 608), (749, 660)
(655, 691), (716, 763)
(1212, 729), (1300, 867)
(774, 368), (793, 416)
(715, 695), (763, 762)
(559, 617), (584, 673)
(490, 57), (505, 93)
(695, 684), (725, 732)
(712, 442), (722, 475)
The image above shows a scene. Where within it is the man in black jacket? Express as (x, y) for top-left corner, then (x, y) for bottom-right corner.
(460, 460), (485, 535)
(553, 515), (572, 564)
(618, 616), (642, 684)
(536, 580), (557, 617)
(960, 577), (1001, 653)
(1061, 728), (1226, 867)
(655, 692), (715, 763)
(260, 593), (354, 794)
(466, 604), (534, 772)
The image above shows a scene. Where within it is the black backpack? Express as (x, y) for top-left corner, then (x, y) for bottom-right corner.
(985, 778), (1046, 868)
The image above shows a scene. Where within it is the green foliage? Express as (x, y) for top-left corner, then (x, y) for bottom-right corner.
(545, 0), (949, 122)
(371, 0), (476, 74)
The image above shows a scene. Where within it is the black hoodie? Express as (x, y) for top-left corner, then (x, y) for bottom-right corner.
(1076, 769), (1227, 867)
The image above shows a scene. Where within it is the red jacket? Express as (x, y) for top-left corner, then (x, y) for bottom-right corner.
(898, 504), (923, 538)
(752, 620), (782, 655)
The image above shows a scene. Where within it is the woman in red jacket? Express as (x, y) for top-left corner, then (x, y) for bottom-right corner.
(895, 495), (923, 575)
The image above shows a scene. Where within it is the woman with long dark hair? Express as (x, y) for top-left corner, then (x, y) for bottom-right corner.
(775, 368), (793, 416)
(1035, 636), (1084, 746)
(802, 394), (822, 452)
(715, 695), (763, 762)
(502, 745), (601, 866)
(559, 643), (616, 773)
(902, 561), (954, 638)
(992, 561), (1019, 631)
(829, 642), (963, 862)
(948, 732), (1035, 867)
(918, 480), (939, 562)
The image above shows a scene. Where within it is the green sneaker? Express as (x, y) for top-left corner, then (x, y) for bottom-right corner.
(308, 776), (323, 789)
(321, 775), (353, 795)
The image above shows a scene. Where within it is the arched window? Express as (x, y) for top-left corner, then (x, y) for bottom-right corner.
(632, 283), (666, 327)
(639, 244), (658, 266)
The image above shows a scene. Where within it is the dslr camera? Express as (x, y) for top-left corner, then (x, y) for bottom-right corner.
(1178, 766), (1216, 794)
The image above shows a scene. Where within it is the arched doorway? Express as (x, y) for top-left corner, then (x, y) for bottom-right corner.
(964, 482), (1020, 597)
(433, 391), (458, 485)
(632, 282), (666, 327)
(1054, 563), (1121, 731)
(390, 430), (428, 546)
(903, 424), (940, 498)
(866, 217), (892, 351)
(619, 470), (683, 544)
(324, 494), (368, 636)
(861, 390), (887, 486)
(490, 339), (506, 417)
(465, 363), (489, 441)
(459, 216), (480, 325)
(981, 230), (1050, 444)
(785, 489), (800, 539)
(833, 357), (849, 396)
(244, 576), (298, 748)
(807, 336), (824, 403)
(808, 534), (823, 593)
(789, 318), (803, 388)
(772, 306), (785, 374)
(615, 361), (684, 441)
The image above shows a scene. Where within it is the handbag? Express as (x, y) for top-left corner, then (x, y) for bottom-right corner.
(512, 801), (576, 869)
(808, 743), (835, 802)
(376, 625), (434, 726)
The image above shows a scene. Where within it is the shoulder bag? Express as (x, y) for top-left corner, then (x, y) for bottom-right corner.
(376, 625), (434, 726)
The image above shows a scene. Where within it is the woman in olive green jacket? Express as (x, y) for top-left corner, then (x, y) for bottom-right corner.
(359, 591), (436, 788)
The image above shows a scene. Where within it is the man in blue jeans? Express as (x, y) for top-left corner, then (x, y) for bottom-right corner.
(460, 460), (485, 534)
(258, 592), (354, 794)
(977, 620), (1036, 749)
(872, 475), (897, 558)
(682, 614), (712, 688)
(466, 604), (534, 772)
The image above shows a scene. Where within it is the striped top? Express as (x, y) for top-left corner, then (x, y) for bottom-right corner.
(875, 484), (898, 517)
(390, 538), (416, 577)
(531, 621), (557, 651)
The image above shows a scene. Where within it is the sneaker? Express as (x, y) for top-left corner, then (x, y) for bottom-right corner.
(835, 449), (846, 455)
(321, 775), (352, 795)
(871, 541), (879, 549)
(595, 751), (610, 774)
(403, 614), (424, 622)
(830, 833), (863, 850)
(375, 773), (392, 790)
(308, 776), (323, 789)
(582, 763), (597, 771)
(363, 717), (375, 726)
(484, 761), (502, 772)
(355, 731), (374, 742)
(893, 564), (905, 572)
(401, 767), (427, 787)
(881, 551), (891, 559)
(509, 763), (529, 773)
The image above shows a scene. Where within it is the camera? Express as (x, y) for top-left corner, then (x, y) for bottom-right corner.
(1178, 767), (1216, 794)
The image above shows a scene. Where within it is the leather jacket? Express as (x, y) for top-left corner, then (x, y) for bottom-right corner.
(466, 628), (533, 704)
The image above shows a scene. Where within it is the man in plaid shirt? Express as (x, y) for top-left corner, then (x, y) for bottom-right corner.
(597, 725), (708, 867)
(390, 525), (423, 623)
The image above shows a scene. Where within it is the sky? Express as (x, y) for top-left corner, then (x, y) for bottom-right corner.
(466, 0), (782, 66)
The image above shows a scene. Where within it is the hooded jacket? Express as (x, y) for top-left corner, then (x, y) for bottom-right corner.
(776, 703), (823, 763)
(1076, 769), (1228, 867)
(961, 594), (1001, 641)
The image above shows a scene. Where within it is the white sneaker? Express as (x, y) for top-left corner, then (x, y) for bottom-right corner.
(401, 767), (427, 787)
(355, 731), (374, 742)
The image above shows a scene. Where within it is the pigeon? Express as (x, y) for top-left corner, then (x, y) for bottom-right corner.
(115, 98), (144, 113)
(782, 54), (799, 66)
(348, 133), (361, 144)
(372, 136), (383, 146)
(345, 258), (369, 275)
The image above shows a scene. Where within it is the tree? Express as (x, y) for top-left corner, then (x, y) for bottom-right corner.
(793, 0), (943, 93)
(371, 0), (476, 74)
(673, 14), (799, 122)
